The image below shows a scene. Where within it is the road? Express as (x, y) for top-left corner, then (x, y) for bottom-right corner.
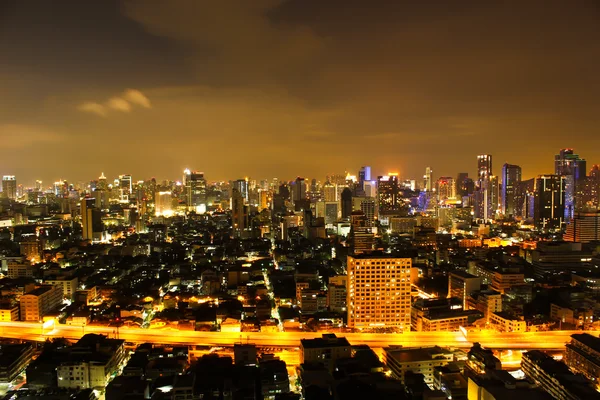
(0, 321), (582, 350)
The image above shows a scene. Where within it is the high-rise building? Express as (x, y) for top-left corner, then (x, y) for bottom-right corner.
(377, 174), (403, 214)
(576, 165), (600, 212)
(501, 164), (522, 217)
(94, 173), (107, 192)
(555, 149), (587, 220)
(323, 181), (336, 202)
(231, 187), (248, 237)
(2, 176), (16, 199)
(118, 174), (132, 203)
(183, 169), (207, 212)
(358, 166), (371, 190)
(154, 191), (173, 216)
(514, 178), (535, 219)
(291, 177), (306, 203)
(564, 211), (600, 243)
(477, 155), (492, 180)
(80, 197), (94, 241)
(423, 167), (433, 192)
(534, 174), (566, 231)
(448, 271), (481, 309)
(347, 255), (412, 331)
(34, 180), (43, 191)
(233, 179), (249, 202)
(341, 188), (353, 219)
(436, 177), (456, 203)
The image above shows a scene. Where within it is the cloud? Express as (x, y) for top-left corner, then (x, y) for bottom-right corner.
(107, 97), (132, 112)
(77, 102), (107, 117)
(124, 89), (152, 108)
(78, 89), (151, 116)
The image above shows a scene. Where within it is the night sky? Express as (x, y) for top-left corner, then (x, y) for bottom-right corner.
(2, 0), (600, 185)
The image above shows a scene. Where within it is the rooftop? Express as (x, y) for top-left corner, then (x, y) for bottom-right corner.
(571, 333), (600, 354)
(384, 346), (453, 363)
(301, 334), (351, 349)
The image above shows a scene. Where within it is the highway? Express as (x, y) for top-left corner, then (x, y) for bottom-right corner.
(0, 321), (581, 350)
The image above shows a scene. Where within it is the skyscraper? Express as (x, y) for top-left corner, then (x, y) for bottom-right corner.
(477, 155), (492, 180)
(377, 174), (402, 214)
(1, 176), (16, 199)
(474, 155), (495, 221)
(423, 167), (433, 192)
(341, 187), (353, 219)
(233, 179), (249, 202)
(183, 169), (207, 212)
(534, 174), (566, 231)
(555, 149), (586, 219)
(501, 164), (522, 217)
(436, 177), (456, 203)
(119, 174), (132, 202)
(359, 166), (371, 184)
(292, 177), (307, 203)
(347, 254), (412, 331)
(323, 181), (336, 202)
(231, 187), (248, 237)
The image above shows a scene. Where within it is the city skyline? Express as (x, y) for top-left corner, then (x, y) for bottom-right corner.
(2, 1), (600, 183)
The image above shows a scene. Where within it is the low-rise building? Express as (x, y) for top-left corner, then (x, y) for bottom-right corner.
(56, 334), (126, 390)
(565, 333), (600, 382)
(383, 346), (454, 385)
(44, 277), (78, 300)
(300, 334), (351, 373)
(489, 312), (526, 333)
(0, 343), (35, 383)
(521, 350), (600, 400)
(20, 284), (63, 322)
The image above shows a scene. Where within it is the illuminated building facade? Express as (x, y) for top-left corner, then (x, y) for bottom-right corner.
(2, 175), (17, 199)
(533, 174), (566, 230)
(347, 255), (412, 331)
(501, 163), (521, 217)
(555, 148), (587, 220)
(564, 211), (600, 243)
(436, 177), (456, 203)
(183, 169), (207, 212)
(377, 174), (403, 214)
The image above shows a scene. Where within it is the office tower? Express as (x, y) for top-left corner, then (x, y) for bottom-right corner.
(96, 173), (108, 191)
(2, 176), (16, 199)
(231, 188), (248, 237)
(423, 167), (433, 191)
(377, 174), (402, 214)
(233, 179), (249, 202)
(359, 166), (371, 183)
(575, 165), (600, 212)
(154, 191), (173, 216)
(80, 197), (94, 241)
(347, 255), (412, 331)
(477, 154), (492, 180)
(534, 174), (566, 231)
(291, 177), (306, 203)
(514, 178), (535, 219)
(183, 169), (207, 212)
(341, 188), (353, 218)
(456, 172), (473, 199)
(34, 180), (43, 191)
(323, 181), (336, 202)
(448, 271), (481, 309)
(564, 211), (600, 243)
(555, 149), (586, 219)
(118, 174), (132, 203)
(80, 197), (102, 241)
(436, 177), (456, 203)
(474, 155), (496, 221)
(501, 164), (522, 217)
